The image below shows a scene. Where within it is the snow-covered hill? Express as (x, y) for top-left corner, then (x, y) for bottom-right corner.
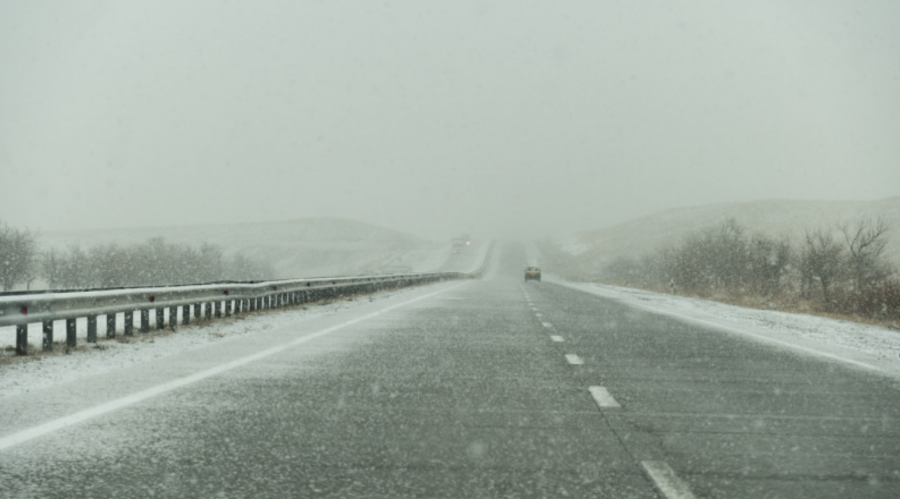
(37, 218), (451, 279)
(558, 197), (900, 266)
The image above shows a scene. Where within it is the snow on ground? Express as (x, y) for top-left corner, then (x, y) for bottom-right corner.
(0, 289), (412, 401)
(552, 277), (900, 381)
(389, 242), (453, 273)
(555, 236), (590, 256)
(6, 243), (898, 404)
(0, 243), (490, 400)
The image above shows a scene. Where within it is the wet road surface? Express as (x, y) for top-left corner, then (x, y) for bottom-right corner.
(1, 243), (899, 498)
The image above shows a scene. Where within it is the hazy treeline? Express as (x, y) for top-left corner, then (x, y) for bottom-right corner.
(0, 222), (274, 290)
(600, 218), (899, 322)
(0, 222), (38, 291)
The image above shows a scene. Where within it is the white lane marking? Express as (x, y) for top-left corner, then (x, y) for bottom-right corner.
(0, 283), (466, 452)
(565, 354), (584, 365)
(641, 461), (697, 499)
(550, 335), (565, 342)
(588, 386), (621, 409)
(535, 313), (543, 318)
(531, 307), (538, 312)
(556, 281), (883, 374)
(542, 321), (553, 328)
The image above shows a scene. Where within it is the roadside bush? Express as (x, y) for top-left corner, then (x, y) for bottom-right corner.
(0, 222), (38, 290)
(596, 216), (898, 325)
(41, 238), (275, 289)
(831, 278), (900, 321)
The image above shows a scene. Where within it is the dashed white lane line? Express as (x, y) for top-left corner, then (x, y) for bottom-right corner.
(550, 335), (565, 342)
(565, 354), (584, 365)
(641, 461), (697, 499)
(542, 321), (553, 328)
(0, 283), (466, 452)
(588, 386), (621, 409)
(535, 313), (543, 318)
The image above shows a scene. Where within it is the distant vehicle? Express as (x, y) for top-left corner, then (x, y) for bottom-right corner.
(524, 266), (541, 282)
(451, 234), (471, 254)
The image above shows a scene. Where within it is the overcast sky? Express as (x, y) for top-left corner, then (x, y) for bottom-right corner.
(1, 0), (898, 241)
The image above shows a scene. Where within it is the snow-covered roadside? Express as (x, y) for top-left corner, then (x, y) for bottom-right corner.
(0, 289), (414, 401)
(0, 243), (493, 401)
(551, 277), (900, 381)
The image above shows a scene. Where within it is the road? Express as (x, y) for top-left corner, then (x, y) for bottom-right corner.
(1, 243), (899, 498)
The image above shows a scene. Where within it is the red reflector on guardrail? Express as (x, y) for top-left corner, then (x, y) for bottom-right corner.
(224, 290), (229, 295)
(20, 306), (28, 315)
(149, 296), (156, 303)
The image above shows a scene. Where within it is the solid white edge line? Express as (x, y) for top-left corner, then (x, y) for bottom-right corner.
(550, 335), (565, 342)
(565, 354), (583, 365)
(588, 386), (621, 409)
(641, 461), (697, 499)
(556, 281), (883, 374)
(0, 282), (466, 452)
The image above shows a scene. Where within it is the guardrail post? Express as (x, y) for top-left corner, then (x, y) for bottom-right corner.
(193, 303), (201, 319)
(225, 299), (232, 317)
(204, 302), (212, 320)
(16, 325), (27, 355)
(155, 308), (165, 330)
(169, 306), (177, 328)
(66, 318), (77, 348)
(107, 313), (116, 339)
(182, 305), (191, 325)
(43, 320), (53, 351)
(125, 311), (134, 335)
(140, 310), (150, 333)
(87, 315), (97, 343)
(214, 301), (221, 318)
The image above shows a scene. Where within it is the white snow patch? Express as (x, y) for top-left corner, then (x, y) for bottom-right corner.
(0, 290), (411, 401)
(552, 278), (900, 380)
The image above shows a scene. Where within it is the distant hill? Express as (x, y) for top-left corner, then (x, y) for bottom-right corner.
(38, 218), (450, 279)
(554, 197), (900, 271)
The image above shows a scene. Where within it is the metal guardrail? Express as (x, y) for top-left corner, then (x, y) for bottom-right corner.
(0, 271), (475, 356)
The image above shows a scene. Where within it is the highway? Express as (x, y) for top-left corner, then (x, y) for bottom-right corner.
(1, 243), (899, 498)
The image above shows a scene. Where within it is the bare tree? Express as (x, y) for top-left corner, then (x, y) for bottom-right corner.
(0, 222), (38, 291)
(747, 233), (792, 295)
(41, 248), (65, 289)
(800, 229), (845, 308)
(841, 217), (891, 290)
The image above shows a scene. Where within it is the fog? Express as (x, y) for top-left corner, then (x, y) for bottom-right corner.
(1, 1), (898, 241)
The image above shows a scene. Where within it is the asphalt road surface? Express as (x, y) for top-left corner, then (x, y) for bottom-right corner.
(1, 243), (899, 498)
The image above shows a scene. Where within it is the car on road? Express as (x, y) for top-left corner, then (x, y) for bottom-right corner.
(524, 266), (541, 282)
